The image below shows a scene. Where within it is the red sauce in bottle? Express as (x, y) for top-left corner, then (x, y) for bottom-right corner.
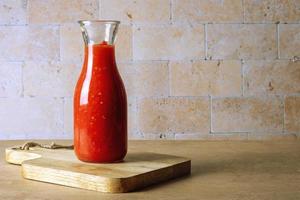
(74, 41), (127, 163)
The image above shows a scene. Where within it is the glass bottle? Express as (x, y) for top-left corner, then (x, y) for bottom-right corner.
(74, 20), (127, 163)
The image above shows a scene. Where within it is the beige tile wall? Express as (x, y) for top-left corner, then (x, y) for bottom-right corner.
(0, 0), (299, 140)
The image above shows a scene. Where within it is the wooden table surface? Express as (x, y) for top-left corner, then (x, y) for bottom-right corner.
(1, 140), (300, 200)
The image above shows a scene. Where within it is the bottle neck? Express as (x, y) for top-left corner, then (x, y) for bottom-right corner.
(83, 43), (117, 72)
(79, 20), (120, 46)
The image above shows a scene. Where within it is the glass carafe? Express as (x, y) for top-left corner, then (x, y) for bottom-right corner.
(74, 20), (127, 163)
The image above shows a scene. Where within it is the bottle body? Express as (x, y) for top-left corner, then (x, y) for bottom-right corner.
(74, 36), (127, 162)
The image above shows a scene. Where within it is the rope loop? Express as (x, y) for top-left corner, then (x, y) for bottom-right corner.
(12, 142), (74, 150)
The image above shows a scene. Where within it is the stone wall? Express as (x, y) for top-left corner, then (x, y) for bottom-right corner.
(0, 0), (299, 140)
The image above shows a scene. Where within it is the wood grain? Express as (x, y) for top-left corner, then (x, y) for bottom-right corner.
(5, 147), (191, 193)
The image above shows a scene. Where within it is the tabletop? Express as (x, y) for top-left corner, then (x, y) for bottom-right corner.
(1, 140), (300, 200)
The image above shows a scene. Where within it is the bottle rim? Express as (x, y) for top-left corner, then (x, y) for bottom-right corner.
(78, 20), (121, 25)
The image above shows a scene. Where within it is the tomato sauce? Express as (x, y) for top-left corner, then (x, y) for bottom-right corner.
(74, 41), (127, 163)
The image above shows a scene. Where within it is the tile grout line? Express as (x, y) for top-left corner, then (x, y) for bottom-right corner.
(58, 24), (61, 62)
(131, 20), (135, 62)
(210, 95), (213, 134)
(167, 60), (171, 97)
(21, 61), (25, 98)
(98, 0), (101, 19)
(169, 0), (173, 22)
(47, 22), (300, 28)
(241, 59), (244, 96)
(134, 97), (138, 139)
(62, 97), (65, 136)
(135, 96), (143, 139)
(242, 0), (246, 24)
(204, 24), (208, 59)
(283, 95), (286, 134)
(124, 58), (294, 62)
(0, 22), (299, 28)
(277, 24), (280, 59)
(25, 0), (29, 25)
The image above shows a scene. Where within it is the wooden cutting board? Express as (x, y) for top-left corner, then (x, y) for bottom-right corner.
(5, 146), (191, 193)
